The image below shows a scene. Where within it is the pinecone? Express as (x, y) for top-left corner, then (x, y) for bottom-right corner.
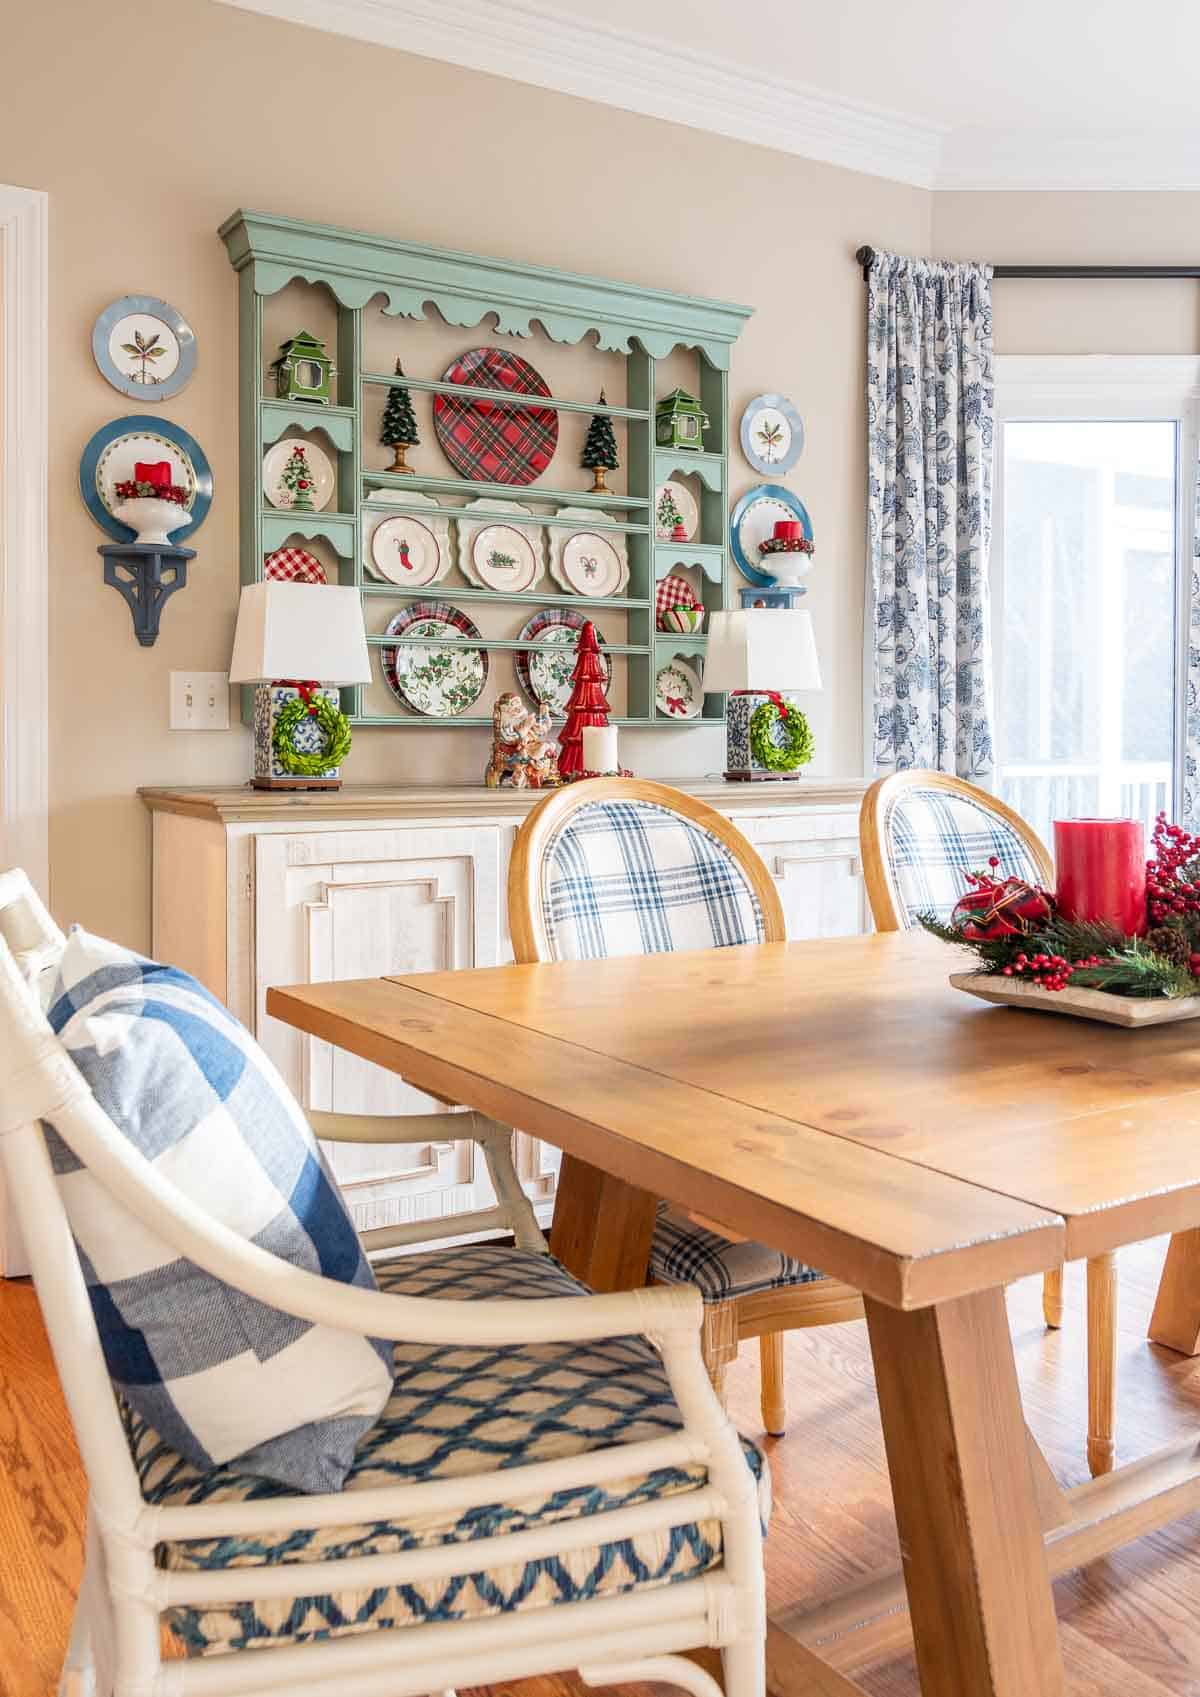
(1145, 925), (1192, 965)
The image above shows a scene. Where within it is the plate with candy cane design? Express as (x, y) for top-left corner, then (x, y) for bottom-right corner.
(548, 506), (629, 597)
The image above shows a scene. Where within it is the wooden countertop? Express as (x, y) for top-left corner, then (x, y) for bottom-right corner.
(138, 776), (868, 824)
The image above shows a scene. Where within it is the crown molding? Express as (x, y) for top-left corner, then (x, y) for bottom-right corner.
(937, 129), (1200, 192)
(215, 0), (947, 189)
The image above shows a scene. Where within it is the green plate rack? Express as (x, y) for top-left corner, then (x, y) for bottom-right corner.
(220, 209), (752, 729)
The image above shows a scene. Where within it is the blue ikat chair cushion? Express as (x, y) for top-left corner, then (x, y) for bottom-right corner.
(886, 787), (1043, 925)
(539, 797), (766, 960)
(123, 1244), (772, 1655)
(42, 927), (392, 1495)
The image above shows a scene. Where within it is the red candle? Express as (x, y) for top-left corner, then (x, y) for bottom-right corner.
(1054, 818), (1147, 937)
(773, 520), (803, 541)
(135, 459), (172, 489)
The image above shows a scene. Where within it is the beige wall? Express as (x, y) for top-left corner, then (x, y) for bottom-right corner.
(0, 0), (930, 948)
(934, 192), (1200, 353)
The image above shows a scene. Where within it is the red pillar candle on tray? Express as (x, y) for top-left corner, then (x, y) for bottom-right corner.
(1054, 818), (1147, 937)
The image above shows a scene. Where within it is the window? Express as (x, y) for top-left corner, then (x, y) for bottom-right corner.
(993, 360), (1200, 850)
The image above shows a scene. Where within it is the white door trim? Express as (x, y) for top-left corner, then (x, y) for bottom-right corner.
(0, 184), (49, 900)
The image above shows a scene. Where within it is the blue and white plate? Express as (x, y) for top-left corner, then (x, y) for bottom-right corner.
(739, 394), (805, 476)
(730, 484), (813, 589)
(91, 296), (197, 402)
(79, 416), (213, 543)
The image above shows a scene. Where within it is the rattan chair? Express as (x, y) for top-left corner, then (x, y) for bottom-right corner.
(508, 778), (865, 1440)
(0, 867), (768, 1697)
(860, 769), (1119, 1475)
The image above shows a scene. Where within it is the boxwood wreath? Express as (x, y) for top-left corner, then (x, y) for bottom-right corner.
(749, 695), (814, 772)
(272, 690), (352, 778)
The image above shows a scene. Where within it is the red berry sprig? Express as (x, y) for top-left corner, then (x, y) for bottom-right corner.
(1147, 811), (1200, 926)
(1001, 951), (1103, 993)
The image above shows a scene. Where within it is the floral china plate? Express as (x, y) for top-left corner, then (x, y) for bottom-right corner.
(382, 602), (489, 716)
(516, 608), (612, 715)
(655, 657), (703, 720)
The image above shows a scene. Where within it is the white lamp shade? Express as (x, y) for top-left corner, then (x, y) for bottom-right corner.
(229, 582), (372, 684)
(703, 608), (822, 694)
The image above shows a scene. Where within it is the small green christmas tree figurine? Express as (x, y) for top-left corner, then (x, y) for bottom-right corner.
(280, 443), (315, 512)
(581, 391), (619, 493)
(381, 359), (420, 474)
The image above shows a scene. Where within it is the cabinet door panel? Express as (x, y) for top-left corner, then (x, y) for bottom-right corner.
(730, 811), (867, 941)
(254, 826), (503, 1229)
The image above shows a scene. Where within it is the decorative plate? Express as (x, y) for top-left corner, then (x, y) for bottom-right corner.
(656, 658), (704, 720)
(381, 603), (489, 717)
(730, 484), (814, 588)
(262, 438), (336, 512)
(739, 394), (805, 476)
(516, 609), (612, 715)
(655, 479), (699, 542)
(472, 523), (540, 592)
(433, 348), (558, 486)
(79, 415), (212, 543)
(655, 571), (701, 624)
(264, 546), (327, 585)
(456, 498), (542, 592)
(548, 507), (629, 597)
(364, 493), (451, 588)
(91, 295), (197, 402)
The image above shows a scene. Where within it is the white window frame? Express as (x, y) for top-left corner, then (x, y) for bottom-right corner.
(993, 354), (1200, 823)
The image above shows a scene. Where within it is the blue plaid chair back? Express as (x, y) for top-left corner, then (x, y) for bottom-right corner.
(538, 797), (767, 961)
(886, 787), (1042, 925)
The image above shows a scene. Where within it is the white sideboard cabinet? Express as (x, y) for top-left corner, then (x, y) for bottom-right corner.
(142, 779), (867, 1234)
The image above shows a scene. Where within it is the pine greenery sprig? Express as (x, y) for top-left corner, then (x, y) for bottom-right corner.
(917, 910), (1198, 999)
(1066, 943), (1197, 999)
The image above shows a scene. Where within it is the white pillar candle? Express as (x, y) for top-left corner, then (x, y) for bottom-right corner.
(582, 725), (619, 772)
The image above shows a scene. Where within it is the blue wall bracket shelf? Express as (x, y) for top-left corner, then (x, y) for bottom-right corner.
(99, 543), (195, 647)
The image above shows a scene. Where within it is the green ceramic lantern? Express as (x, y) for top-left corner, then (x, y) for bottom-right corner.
(655, 387), (710, 452)
(270, 329), (336, 406)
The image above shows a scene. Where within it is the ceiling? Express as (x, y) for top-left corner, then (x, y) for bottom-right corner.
(218, 0), (1200, 190)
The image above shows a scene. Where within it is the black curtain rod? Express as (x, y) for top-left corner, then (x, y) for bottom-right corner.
(854, 246), (1200, 280)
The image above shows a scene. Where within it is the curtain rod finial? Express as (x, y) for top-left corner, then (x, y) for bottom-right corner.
(856, 245), (876, 272)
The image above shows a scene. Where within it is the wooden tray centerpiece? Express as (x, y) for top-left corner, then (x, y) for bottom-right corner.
(923, 812), (1200, 1027)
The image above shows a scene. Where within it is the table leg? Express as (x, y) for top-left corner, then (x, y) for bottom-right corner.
(865, 1289), (1065, 1697)
(549, 1153), (658, 1292)
(1149, 1228), (1200, 1355)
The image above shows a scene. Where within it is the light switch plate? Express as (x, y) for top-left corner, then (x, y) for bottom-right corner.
(170, 671), (230, 731)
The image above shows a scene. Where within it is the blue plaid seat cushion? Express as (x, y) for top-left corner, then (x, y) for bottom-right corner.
(539, 797), (765, 960)
(651, 1205), (825, 1303)
(886, 788), (1042, 924)
(43, 928), (391, 1495)
(124, 1245), (771, 1656)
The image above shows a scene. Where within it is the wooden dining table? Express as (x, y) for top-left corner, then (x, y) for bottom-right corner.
(268, 927), (1200, 1697)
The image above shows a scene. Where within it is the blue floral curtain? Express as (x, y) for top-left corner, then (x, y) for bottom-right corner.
(1185, 471), (1200, 829)
(866, 250), (996, 779)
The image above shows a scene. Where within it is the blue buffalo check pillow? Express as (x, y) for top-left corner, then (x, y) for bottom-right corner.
(41, 929), (392, 1493)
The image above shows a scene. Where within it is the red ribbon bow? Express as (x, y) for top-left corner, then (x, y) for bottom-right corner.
(760, 689), (790, 720)
(278, 679), (322, 716)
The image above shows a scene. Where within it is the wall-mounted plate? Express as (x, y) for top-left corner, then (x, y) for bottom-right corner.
(79, 415), (212, 543)
(739, 394), (804, 476)
(91, 295), (197, 402)
(730, 483), (812, 589)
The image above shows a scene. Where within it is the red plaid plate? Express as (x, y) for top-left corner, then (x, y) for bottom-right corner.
(655, 571), (701, 621)
(264, 547), (327, 585)
(433, 349), (558, 487)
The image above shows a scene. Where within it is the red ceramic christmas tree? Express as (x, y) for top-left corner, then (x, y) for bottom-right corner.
(557, 620), (609, 779)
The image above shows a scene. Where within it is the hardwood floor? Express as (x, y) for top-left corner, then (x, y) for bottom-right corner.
(2, 1242), (1200, 1696)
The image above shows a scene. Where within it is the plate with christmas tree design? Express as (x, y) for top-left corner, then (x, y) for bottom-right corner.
(381, 602), (489, 717)
(262, 439), (335, 512)
(655, 480), (699, 542)
(656, 657), (703, 719)
(516, 608), (612, 716)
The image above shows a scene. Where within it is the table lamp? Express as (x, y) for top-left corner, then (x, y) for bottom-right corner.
(703, 608), (822, 781)
(229, 582), (371, 790)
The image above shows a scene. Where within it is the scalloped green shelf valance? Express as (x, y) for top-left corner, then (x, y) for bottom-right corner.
(220, 209), (753, 369)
